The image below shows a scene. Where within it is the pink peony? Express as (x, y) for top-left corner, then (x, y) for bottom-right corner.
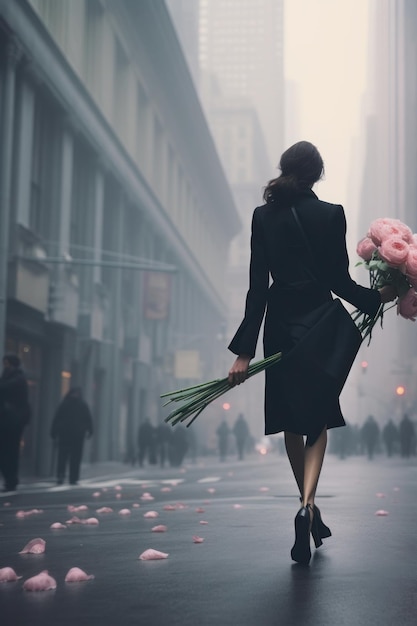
(405, 246), (417, 278)
(397, 288), (417, 321)
(378, 237), (409, 268)
(356, 237), (377, 261)
(368, 218), (413, 245)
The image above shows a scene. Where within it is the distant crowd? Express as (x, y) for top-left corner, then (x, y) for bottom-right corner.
(329, 414), (417, 460)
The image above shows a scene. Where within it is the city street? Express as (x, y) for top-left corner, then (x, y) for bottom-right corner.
(1, 452), (416, 626)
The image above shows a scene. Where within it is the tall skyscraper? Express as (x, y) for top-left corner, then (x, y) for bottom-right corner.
(199, 0), (284, 164)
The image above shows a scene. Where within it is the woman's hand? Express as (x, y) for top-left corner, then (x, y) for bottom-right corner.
(228, 355), (251, 386)
(378, 285), (398, 303)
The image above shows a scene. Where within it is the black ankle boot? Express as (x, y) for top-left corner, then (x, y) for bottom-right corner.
(290, 504), (312, 565)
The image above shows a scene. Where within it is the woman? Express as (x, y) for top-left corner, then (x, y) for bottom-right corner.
(228, 141), (396, 564)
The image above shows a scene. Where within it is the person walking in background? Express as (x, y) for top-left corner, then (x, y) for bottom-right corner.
(216, 419), (230, 462)
(155, 421), (172, 468)
(169, 425), (189, 467)
(382, 419), (399, 457)
(227, 141), (396, 564)
(233, 413), (250, 460)
(399, 414), (416, 458)
(361, 415), (380, 460)
(50, 388), (93, 485)
(0, 354), (31, 492)
(137, 418), (156, 467)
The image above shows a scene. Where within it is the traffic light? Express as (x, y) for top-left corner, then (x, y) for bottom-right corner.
(395, 385), (406, 396)
(361, 360), (368, 373)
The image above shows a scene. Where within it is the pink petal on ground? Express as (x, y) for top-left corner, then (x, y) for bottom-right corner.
(141, 495), (155, 501)
(259, 487), (270, 492)
(160, 487), (172, 493)
(3, 502), (11, 507)
(233, 504), (242, 509)
(375, 510), (389, 516)
(139, 549), (169, 560)
(65, 516), (83, 524)
(114, 485), (122, 491)
(192, 536), (204, 543)
(199, 520), (209, 525)
(64, 567), (94, 582)
(195, 507), (205, 513)
(142, 492), (153, 497)
(376, 492), (386, 498)
(0, 567), (22, 582)
(83, 517), (99, 525)
(102, 487), (108, 492)
(28, 509), (44, 515)
(16, 510), (27, 519)
(19, 538), (46, 554)
(151, 525), (168, 532)
(23, 570), (56, 591)
(118, 509), (131, 516)
(115, 493), (122, 499)
(163, 504), (177, 511)
(92, 492), (101, 498)
(143, 511), (159, 519)
(132, 503), (140, 508)
(207, 488), (216, 494)
(50, 522), (67, 529)
(96, 507), (114, 514)
(175, 503), (187, 509)
(67, 505), (88, 513)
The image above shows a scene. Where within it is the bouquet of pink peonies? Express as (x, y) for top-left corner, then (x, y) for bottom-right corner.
(356, 217), (417, 336)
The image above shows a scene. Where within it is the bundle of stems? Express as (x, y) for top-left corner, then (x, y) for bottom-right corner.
(162, 352), (282, 427)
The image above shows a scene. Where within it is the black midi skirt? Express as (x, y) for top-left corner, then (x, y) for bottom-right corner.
(263, 297), (362, 445)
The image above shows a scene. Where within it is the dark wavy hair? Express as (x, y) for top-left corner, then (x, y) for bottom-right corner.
(263, 141), (324, 204)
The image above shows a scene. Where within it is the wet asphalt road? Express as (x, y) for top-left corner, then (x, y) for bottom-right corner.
(0, 453), (416, 626)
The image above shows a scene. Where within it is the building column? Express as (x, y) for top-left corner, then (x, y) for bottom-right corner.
(58, 123), (74, 254)
(0, 38), (21, 353)
(108, 195), (124, 459)
(14, 73), (35, 229)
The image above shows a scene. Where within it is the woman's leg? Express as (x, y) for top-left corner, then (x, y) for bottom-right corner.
(285, 428), (328, 505)
(284, 431), (305, 496)
(302, 427), (327, 507)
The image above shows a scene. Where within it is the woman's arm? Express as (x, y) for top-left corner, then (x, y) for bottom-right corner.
(228, 208), (270, 359)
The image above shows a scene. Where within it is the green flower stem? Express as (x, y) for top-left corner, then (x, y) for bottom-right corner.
(163, 352), (282, 427)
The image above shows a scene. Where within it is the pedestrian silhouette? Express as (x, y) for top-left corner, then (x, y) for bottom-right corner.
(216, 419), (230, 462)
(155, 422), (172, 468)
(137, 418), (156, 467)
(169, 425), (188, 467)
(233, 413), (250, 460)
(50, 387), (93, 485)
(382, 419), (398, 457)
(0, 354), (31, 492)
(399, 414), (416, 458)
(361, 415), (380, 460)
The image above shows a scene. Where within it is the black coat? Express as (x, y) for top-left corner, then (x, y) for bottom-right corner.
(0, 367), (30, 430)
(50, 397), (93, 441)
(228, 190), (381, 441)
